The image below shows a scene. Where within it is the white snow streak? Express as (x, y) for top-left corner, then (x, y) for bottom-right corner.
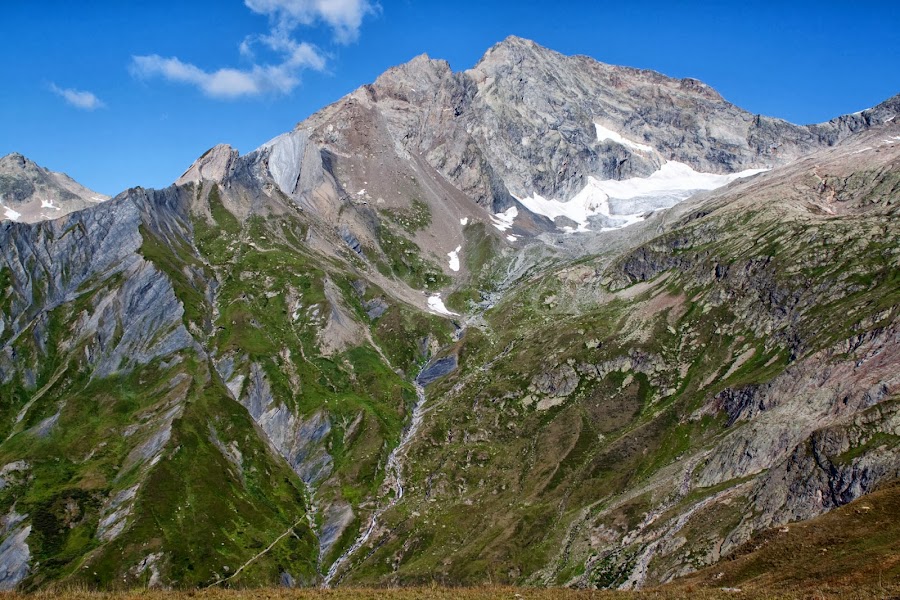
(3, 207), (21, 221)
(447, 246), (461, 272)
(490, 206), (518, 231)
(594, 122), (655, 153)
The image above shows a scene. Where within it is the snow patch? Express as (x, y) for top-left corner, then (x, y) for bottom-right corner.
(516, 161), (766, 233)
(3, 207), (21, 222)
(356, 189), (366, 196)
(459, 217), (469, 226)
(427, 294), (457, 316)
(506, 235), (518, 242)
(41, 199), (60, 210)
(594, 122), (655, 153)
(447, 246), (461, 272)
(491, 206), (518, 231)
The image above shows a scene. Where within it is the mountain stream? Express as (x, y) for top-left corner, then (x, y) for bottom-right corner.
(322, 377), (428, 586)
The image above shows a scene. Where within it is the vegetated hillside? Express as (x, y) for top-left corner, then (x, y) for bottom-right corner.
(0, 165), (459, 589)
(328, 125), (900, 588)
(0, 36), (898, 592)
(671, 478), (900, 593)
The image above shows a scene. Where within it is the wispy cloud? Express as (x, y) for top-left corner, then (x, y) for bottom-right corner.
(131, 0), (376, 100)
(49, 83), (105, 110)
(245, 0), (379, 44)
(131, 43), (325, 99)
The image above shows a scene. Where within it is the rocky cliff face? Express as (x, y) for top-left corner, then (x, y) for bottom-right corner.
(0, 153), (108, 223)
(0, 37), (898, 591)
(302, 36), (897, 220)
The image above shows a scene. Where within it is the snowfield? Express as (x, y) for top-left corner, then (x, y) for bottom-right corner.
(3, 206), (21, 221)
(510, 161), (766, 233)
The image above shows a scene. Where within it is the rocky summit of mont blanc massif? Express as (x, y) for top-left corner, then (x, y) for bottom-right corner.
(1, 36), (899, 591)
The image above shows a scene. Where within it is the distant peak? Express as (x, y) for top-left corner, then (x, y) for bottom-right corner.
(175, 144), (238, 186)
(498, 34), (535, 47)
(394, 52), (451, 74)
(474, 35), (559, 70)
(371, 52), (452, 96)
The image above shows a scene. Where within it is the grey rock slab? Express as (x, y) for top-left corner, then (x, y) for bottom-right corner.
(0, 524), (30, 590)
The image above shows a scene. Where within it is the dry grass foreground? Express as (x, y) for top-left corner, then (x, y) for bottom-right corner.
(2, 586), (900, 600)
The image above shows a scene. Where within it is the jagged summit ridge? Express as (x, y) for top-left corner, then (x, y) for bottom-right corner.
(288, 36), (898, 236)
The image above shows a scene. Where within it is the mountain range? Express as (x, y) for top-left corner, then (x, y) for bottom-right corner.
(0, 36), (898, 591)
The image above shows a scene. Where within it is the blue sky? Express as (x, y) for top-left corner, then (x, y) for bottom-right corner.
(2, 0), (898, 196)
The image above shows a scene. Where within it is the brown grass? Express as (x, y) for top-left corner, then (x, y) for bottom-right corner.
(3, 585), (900, 600)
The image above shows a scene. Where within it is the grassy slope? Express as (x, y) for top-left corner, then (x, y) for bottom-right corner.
(0, 180), (457, 588)
(189, 184), (454, 569)
(4, 582), (900, 600)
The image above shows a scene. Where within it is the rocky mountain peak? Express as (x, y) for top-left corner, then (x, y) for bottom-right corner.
(0, 152), (29, 169)
(175, 143), (238, 186)
(471, 34), (566, 77)
(369, 52), (453, 102)
(479, 34), (545, 58)
(0, 152), (108, 223)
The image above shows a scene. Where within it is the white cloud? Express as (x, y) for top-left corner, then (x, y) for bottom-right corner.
(49, 83), (105, 110)
(245, 0), (378, 44)
(131, 1), (368, 99)
(131, 40), (326, 99)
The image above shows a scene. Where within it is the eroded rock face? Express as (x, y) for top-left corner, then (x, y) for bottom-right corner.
(240, 362), (334, 484)
(532, 364), (579, 397)
(696, 325), (900, 489)
(417, 355), (458, 386)
(0, 190), (195, 385)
